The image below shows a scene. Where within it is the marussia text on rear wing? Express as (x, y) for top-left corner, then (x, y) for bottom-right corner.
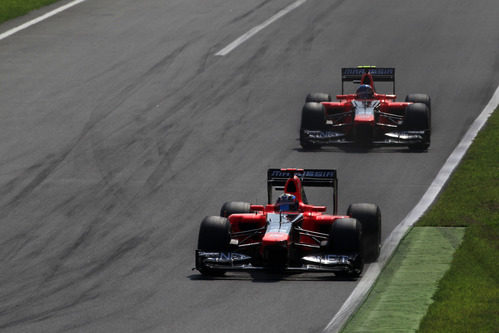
(341, 67), (395, 82)
(341, 66), (395, 94)
(267, 168), (338, 213)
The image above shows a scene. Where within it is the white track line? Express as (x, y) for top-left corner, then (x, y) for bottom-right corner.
(215, 0), (308, 56)
(323, 85), (499, 333)
(0, 0), (87, 41)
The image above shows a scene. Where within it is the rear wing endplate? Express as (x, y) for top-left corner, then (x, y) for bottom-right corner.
(341, 66), (395, 94)
(267, 168), (338, 214)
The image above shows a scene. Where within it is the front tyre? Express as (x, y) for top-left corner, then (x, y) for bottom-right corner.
(197, 216), (231, 276)
(300, 102), (326, 149)
(405, 94), (432, 129)
(404, 103), (431, 150)
(328, 218), (364, 277)
(347, 203), (381, 262)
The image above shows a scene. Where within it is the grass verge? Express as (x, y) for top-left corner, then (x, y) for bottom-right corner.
(0, 0), (61, 25)
(416, 107), (498, 332)
(342, 227), (465, 333)
(342, 106), (498, 332)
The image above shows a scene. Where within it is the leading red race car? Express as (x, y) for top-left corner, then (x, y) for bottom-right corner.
(300, 66), (431, 150)
(195, 168), (381, 278)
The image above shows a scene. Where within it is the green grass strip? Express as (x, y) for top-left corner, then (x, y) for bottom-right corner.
(343, 107), (498, 332)
(416, 108), (499, 332)
(0, 0), (61, 25)
(342, 227), (465, 333)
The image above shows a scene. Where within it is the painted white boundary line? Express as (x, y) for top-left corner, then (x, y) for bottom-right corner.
(0, 0), (87, 41)
(215, 0), (308, 56)
(323, 85), (499, 333)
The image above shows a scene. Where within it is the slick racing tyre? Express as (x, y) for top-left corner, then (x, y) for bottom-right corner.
(405, 93), (431, 111)
(220, 201), (251, 217)
(328, 218), (363, 277)
(405, 94), (431, 128)
(300, 102), (326, 149)
(404, 103), (431, 150)
(347, 203), (381, 263)
(197, 216), (231, 276)
(305, 92), (331, 103)
(404, 103), (430, 130)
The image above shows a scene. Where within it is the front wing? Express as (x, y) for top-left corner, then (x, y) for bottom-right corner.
(195, 250), (360, 274)
(301, 129), (429, 146)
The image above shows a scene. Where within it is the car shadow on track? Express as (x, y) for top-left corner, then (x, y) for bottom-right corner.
(294, 146), (425, 154)
(188, 271), (358, 283)
(294, 137), (429, 153)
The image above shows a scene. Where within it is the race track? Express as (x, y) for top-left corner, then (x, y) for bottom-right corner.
(0, 0), (498, 332)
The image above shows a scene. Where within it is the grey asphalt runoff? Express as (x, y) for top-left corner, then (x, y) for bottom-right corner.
(0, 0), (498, 332)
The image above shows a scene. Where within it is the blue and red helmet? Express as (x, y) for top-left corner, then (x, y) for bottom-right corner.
(276, 193), (298, 212)
(356, 84), (374, 99)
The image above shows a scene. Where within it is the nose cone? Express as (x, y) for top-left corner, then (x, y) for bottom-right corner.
(352, 100), (378, 124)
(262, 232), (289, 246)
(354, 113), (375, 123)
(262, 232), (289, 266)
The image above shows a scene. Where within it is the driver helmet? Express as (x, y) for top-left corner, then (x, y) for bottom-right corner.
(356, 84), (374, 99)
(275, 193), (298, 212)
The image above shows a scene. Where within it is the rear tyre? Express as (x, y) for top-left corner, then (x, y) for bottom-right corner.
(347, 203), (381, 262)
(328, 218), (363, 277)
(405, 94), (431, 110)
(404, 103), (431, 150)
(197, 216), (231, 276)
(305, 92), (331, 103)
(220, 201), (251, 217)
(300, 102), (326, 149)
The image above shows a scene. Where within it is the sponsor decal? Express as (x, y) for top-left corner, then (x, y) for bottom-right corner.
(342, 68), (394, 76)
(270, 170), (335, 178)
(302, 254), (351, 265)
(199, 252), (251, 264)
(343, 68), (365, 76)
(304, 130), (345, 139)
(270, 170), (293, 178)
(303, 170), (335, 178)
(219, 252), (234, 261)
(370, 68), (395, 75)
(385, 131), (424, 140)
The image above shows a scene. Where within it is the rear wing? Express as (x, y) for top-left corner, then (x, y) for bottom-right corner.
(267, 168), (338, 214)
(341, 66), (396, 94)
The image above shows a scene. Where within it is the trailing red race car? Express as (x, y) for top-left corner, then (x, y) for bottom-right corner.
(300, 66), (431, 150)
(195, 168), (381, 278)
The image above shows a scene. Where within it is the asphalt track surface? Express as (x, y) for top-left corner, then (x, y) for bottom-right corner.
(0, 0), (498, 332)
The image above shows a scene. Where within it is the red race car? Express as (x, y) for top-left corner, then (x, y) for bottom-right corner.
(300, 66), (431, 150)
(195, 168), (381, 278)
